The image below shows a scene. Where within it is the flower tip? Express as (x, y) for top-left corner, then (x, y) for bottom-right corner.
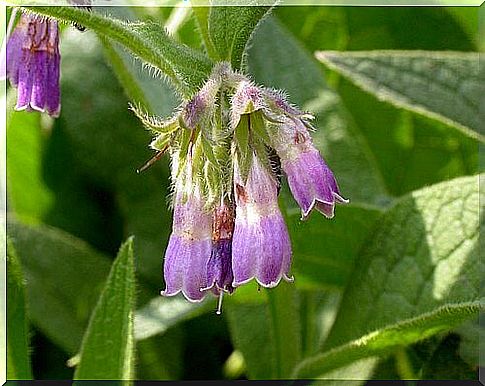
(334, 192), (350, 204)
(284, 274), (295, 283)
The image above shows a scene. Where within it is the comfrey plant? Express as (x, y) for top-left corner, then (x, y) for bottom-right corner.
(135, 63), (348, 312)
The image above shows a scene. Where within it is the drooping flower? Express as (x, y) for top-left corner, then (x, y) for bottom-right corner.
(2, 12), (61, 117)
(232, 154), (293, 288)
(272, 117), (348, 219)
(231, 80), (347, 220)
(161, 158), (212, 302)
(134, 62), (348, 307)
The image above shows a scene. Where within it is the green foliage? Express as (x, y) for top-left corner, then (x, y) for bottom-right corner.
(8, 220), (112, 354)
(295, 175), (481, 378)
(74, 238), (136, 381)
(5, 4), (480, 382)
(6, 239), (32, 380)
(316, 51), (483, 142)
(295, 302), (481, 378)
(207, 4), (271, 69)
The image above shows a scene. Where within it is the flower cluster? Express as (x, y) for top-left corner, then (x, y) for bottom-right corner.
(136, 63), (348, 311)
(1, 10), (61, 117)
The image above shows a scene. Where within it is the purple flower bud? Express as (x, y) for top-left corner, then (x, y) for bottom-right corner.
(161, 165), (212, 302)
(232, 155), (293, 288)
(275, 119), (348, 220)
(204, 203), (236, 295)
(181, 78), (219, 129)
(2, 13), (61, 117)
(230, 80), (266, 129)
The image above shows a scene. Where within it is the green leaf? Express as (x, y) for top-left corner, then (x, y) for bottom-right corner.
(74, 237), (136, 380)
(18, 5), (212, 97)
(295, 175), (482, 377)
(6, 98), (55, 224)
(295, 302), (481, 378)
(208, 4), (271, 69)
(248, 17), (391, 206)
(225, 282), (301, 380)
(6, 239), (33, 380)
(287, 204), (383, 290)
(226, 302), (277, 379)
(7, 220), (112, 354)
(266, 282), (302, 378)
(100, 36), (150, 110)
(134, 297), (211, 341)
(316, 51), (484, 143)
(192, 6), (218, 60)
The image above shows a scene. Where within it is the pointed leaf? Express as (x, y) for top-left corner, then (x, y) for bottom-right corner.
(208, 4), (271, 69)
(7, 220), (112, 354)
(6, 239), (32, 380)
(295, 175), (482, 377)
(316, 51), (484, 142)
(294, 302), (481, 378)
(74, 237), (136, 380)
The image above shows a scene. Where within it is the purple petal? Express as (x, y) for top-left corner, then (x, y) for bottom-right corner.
(30, 51), (48, 112)
(161, 234), (184, 297)
(4, 21), (26, 85)
(282, 147), (347, 219)
(256, 214), (292, 287)
(15, 51), (33, 111)
(45, 50), (60, 117)
(232, 211), (259, 286)
(162, 235), (211, 302)
(205, 239), (234, 294)
(232, 155), (293, 288)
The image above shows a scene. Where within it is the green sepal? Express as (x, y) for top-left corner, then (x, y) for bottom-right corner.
(131, 104), (180, 134)
(150, 133), (172, 152)
(176, 128), (195, 178)
(235, 114), (251, 183)
(201, 134), (219, 167)
(250, 110), (271, 145)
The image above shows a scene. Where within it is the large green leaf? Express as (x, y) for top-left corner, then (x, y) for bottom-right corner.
(6, 100), (54, 224)
(316, 51), (483, 142)
(248, 17), (391, 206)
(295, 302), (481, 378)
(207, 4), (271, 69)
(295, 175), (482, 378)
(7, 220), (112, 354)
(225, 282), (301, 380)
(16, 5), (212, 97)
(74, 238), (136, 380)
(6, 239), (32, 380)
